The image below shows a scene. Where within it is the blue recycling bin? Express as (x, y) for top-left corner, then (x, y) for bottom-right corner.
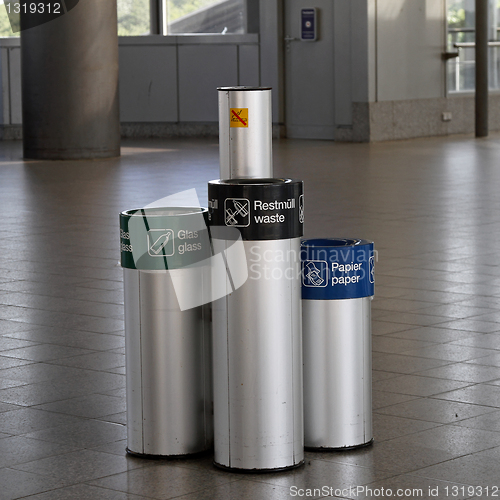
(301, 238), (375, 449)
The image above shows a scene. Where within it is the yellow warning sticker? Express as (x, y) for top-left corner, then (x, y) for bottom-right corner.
(230, 108), (248, 127)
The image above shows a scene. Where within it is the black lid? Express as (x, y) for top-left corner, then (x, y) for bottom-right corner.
(208, 178), (303, 241)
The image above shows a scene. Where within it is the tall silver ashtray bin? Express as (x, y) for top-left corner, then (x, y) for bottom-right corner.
(301, 238), (375, 450)
(120, 207), (213, 457)
(218, 86), (273, 179)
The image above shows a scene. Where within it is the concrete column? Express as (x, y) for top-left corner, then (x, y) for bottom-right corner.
(21, 0), (120, 159)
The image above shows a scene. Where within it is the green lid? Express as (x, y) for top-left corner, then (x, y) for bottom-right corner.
(120, 207), (211, 270)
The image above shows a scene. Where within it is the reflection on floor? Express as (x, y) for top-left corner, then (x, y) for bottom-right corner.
(1, 135), (500, 499)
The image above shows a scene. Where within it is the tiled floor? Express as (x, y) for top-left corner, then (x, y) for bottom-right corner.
(1, 134), (500, 498)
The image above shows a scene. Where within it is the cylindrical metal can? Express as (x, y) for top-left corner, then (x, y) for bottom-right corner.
(218, 87), (273, 179)
(208, 178), (304, 471)
(301, 238), (375, 450)
(120, 207), (213, 457)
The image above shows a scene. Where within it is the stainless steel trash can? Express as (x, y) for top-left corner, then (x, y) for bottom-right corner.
(208, 178), (304, 471)
(301, 238), (375, 450)
(120, 207), (213, 457)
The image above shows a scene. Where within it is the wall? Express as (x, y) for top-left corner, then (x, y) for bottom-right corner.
(0, 0), (280, 140)
(375, 0), (445, 102)
(354, 0), (499, 141)
(2, 0), (499, 142)
(117, 0), (281, 138)
(0, 33), (262, 140)
(118, 34), (259, 138)
(332, 0), (371, 141)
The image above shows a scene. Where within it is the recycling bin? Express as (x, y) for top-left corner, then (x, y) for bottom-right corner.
(218, 86), (273, 179)
(208, 178), (304, 471)
(301, 238), (375, 450)
(120, 207), (213, 457)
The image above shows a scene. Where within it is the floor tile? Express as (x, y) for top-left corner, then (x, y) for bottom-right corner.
(0, 402), (22, 413)
(100, 412), (127, 425)
(372, 337), (436, 354)
(401, 344), (492, 362)
(3, 327), (125, 350)
(89, 462), (236, 499)
(372, 414), (441, 442)
(33, 393), (126, 418)
(372, 370), (402, 382)
(375, 397), (496, 423)
(373, 312), (451, 327)
(0, 467), (70, 500)
(0, 336), (41, 351)
(451, 333), (500, 350)
(17, 483), (152, 500)
(0, 408), (83, 435)
(371, 321), (418, 336)
(22, 419), (126, 448)
(13, 449), (144, 483)
(0, 320), (38, 335)
(373, 353), (452, 374)
(0, 344), (95, 362)
(454, 410), (500, 433)
(0, 435), (77, 468)
(416, 363), (500, 383)
(0, 377), (27, 390)
(387, 327), (483, 343)
(386, 425), (500, 456)
(49, 351), (125, 370)
(433, 384), (500, 408)
(310, 439), (454, 474)
(374, 374), (471, 397)
(0, 355), (34, 369)
(372, 297), (434, 313)
(166, 480), (296, 500)
(0, 362), (91, 383)
(466, 353), (500, 367)
(351, 474), (475, 500)
(435, 319), (500, 334)
(245, 458), (395, 492)
(0, 379), (95, 406)
(412, 453), (500, 487)
(372, 390), (419, 410)
(416, 304), (495, 320)
(7, 309), (124, 334)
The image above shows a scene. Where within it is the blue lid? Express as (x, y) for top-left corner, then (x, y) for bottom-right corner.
(301, 238), (375, 300)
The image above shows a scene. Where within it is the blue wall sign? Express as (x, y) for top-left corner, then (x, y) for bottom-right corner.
(301, 8), (317, 41)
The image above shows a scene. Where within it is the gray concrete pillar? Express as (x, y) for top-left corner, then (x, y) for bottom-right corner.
(21, 0), (120, 159)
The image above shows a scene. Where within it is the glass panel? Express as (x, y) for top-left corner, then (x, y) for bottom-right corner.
(0, 0), (19, 36)
(166, 0), (246, 34)
(447, 0), (500, 92)
(118, 0), (151, 36)
(447, 58), (476, 92)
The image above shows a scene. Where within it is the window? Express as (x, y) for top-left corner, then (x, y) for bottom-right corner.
(0, 0), (19, 36)
(118, 0), (151, 36)
(447, 0), (500, 92)
(117, 0), (251, 36)
(163, 0), (246, 34)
